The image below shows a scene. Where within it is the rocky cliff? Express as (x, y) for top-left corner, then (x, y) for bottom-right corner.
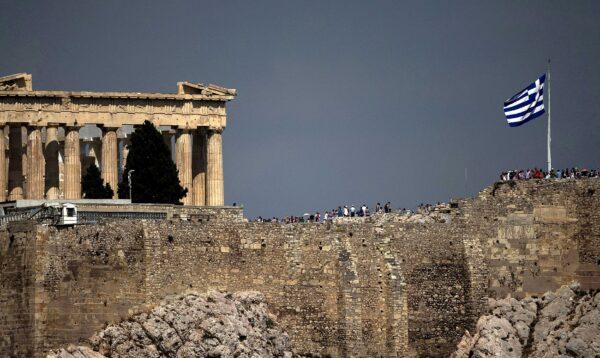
(453, 283), (600, 357)
(48, 291), (293, 358)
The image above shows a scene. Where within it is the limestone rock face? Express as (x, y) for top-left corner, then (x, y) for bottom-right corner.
(49, 345), (105, 358)
(453, 283), (600, 358)
(48, 291), (294, 358)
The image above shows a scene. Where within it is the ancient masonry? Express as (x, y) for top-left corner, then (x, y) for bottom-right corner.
(0, 73), (236, 205)
(1, 178), (598, 357)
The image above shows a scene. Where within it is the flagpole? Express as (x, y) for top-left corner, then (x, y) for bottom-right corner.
(547, 59), (552, 172)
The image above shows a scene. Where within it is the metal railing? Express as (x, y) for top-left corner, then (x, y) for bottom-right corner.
(79, 211), (167, 220)
(0, 208), (168, 229)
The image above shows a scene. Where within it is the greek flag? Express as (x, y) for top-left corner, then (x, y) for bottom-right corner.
(503, 74), (546, 127)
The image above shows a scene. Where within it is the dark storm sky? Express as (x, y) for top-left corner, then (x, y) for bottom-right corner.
(1, 1), (599, 217)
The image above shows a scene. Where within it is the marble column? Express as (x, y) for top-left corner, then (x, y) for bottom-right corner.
(45, 125), (60, 200)
(101, 127), (118, 198)
(21, 126), (28, 196)
(192, 129), (207, 206)
(0, 125), (6, 202)
(3, 127), (7, 200)
(7, 125), (24, 200)
(26, 127), (45, 199)
(64, 126), (81, 200)
(176, 128), (193, 205)
(206, 128), (224, 206)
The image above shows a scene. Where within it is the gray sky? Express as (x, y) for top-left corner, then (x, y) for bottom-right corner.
(1, 1), (599, 218)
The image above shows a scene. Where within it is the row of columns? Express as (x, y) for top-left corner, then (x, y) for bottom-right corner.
(0, 124), (224, 206)
(1, 124), (93, 201)
(175, 128), (224, 206)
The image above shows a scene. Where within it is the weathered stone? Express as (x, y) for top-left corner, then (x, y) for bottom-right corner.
(0, 73), (236, 205)
(0, 178), (599, 357)
(47, 345), (105, 358)
(454, 283), (600, 358)
(48, 291), (293, 358)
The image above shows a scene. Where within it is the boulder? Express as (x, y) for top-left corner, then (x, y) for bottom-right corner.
(453, 283), (600, 357)
(48, 291), (294, 358)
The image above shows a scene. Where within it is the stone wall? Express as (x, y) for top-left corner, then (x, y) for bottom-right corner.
(0, 178), (599, 357)
(30, 223), (148, 355)
(0, 222), (36, 357)
(460, 178), (600, 298)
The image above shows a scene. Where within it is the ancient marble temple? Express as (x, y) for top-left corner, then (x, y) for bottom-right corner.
(0, 73), (236, 205)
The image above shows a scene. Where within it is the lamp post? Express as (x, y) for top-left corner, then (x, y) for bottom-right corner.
(128, 169), (135, 202)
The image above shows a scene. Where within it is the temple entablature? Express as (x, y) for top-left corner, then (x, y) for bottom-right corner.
(0, 73), (235, 129)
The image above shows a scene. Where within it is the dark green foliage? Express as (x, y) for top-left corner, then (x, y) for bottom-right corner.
(82, 164), (114, 199)
(118, 120), (187, 204)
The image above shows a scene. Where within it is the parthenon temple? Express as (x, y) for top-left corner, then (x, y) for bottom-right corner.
(0, 73), (236, 205)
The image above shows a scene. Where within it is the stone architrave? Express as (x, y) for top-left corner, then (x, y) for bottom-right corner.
(101, 127), (118, 198)
(176, 129), (193, 205)
(192, 129), (207, 206)
(44, 125), (60, 200)
(26, 127), (45, 199)
(7, 125), (24, 200)
(206, 128), (224, 206)
(64, 126), (81, 199)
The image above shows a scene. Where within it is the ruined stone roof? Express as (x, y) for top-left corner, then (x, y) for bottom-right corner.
(177, 81), (237, 96)
(0, 73), (236, 101)
(0, 73), (31, 83)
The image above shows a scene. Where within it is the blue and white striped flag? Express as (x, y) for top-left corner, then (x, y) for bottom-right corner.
(503, 74), (546, 127)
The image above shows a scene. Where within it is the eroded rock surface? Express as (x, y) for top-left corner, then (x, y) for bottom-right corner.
(48, 291), (293, 358)
(454, 283), (600, 357)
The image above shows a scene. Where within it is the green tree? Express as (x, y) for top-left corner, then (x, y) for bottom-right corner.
(82, 164), (114, 199)
(118, 120), (187, 204)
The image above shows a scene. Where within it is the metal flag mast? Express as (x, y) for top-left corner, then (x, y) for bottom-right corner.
(547, 59), (552, 172)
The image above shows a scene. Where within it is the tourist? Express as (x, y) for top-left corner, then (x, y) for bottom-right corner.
(360, 204), (368, 217)
(384, 202), (391, 213)
(500, 166), (599, 181)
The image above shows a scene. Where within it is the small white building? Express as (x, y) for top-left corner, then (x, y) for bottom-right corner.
(57, 203), (78, 226)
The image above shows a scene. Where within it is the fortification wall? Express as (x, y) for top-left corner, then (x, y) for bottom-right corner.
(460, 178), (600, 298)
(30, 223), (148, 355)
(0, 222), (36, 357)
(0, 219), (472, 357)
(0, 178), (598, 358)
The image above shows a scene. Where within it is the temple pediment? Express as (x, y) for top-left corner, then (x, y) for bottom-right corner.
(177, 81), (237, 96)
(0, 73), (32, 91)
(0, 73), (236, 101)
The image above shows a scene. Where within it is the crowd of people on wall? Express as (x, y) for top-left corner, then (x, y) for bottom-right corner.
(251, 166), (599, 223)
(250, 202), (451, 223)
(252, 202), (394, 223)
(500, 167), (599, 181)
